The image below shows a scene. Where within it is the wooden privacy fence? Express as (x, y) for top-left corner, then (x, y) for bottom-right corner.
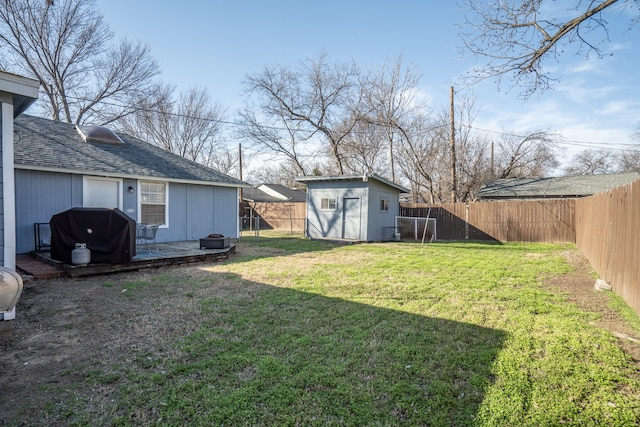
(402, 185), (640, 315)
(575, 180), (640, 315)
(243, 201), (306, 233)
(401, 199), (576, 243)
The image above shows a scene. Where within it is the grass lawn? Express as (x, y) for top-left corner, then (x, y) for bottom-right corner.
(31, 233), (640, 425)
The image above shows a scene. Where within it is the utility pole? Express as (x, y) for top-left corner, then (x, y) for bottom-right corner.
(450, 86), (457, 203)
(389, 130), (396, 183)
(238, 143), (243, 201)
(490, 141), (495, 179)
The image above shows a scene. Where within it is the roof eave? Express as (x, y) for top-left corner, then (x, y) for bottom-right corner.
(296, 173), (409, 193)
(0, 71), (40, 117)
(14, 164), (251, 188)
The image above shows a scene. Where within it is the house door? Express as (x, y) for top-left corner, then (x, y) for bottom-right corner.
(83, 177), (122, 209)
(342, 197), (361, 240)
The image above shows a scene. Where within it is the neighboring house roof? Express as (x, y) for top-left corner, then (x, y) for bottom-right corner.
(477, 172), (640, 199)
(260, 184), (306, 201)
(14, 115), (249, 188)
(243, 184), (306, 203)
(296, 173), (410, 193)
(242, 187), (282, 203)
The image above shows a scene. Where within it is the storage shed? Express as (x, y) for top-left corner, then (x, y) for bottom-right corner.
(296, 174), (409, 242)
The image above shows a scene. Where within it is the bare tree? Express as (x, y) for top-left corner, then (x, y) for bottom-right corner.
(395, 93), (498, 203)
(564, 149), (618, 175)
(0, 0), (159, 124)
(395, 112), (449, 203)
(247, 159), (314, 187)
(459, 0), (635, 95)
(562, 148), (640, 175)
(456, 134), (493, 202)
(340, 120), (390, 175)
(118, 84), (232, 172)
(360, 55), (422, 182)
(618, 150), (640, 172)
(240, 52), (363, 175)
(237, 106), (311, 177)
(494, 131), (560, 178)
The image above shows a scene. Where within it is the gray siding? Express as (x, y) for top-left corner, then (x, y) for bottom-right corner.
(15, 169), (239, 254)
(366, 180), (401, 241)
(15, 170), (78, 254)
(306, 181), (369, 240)
(305, 179), (401, 242)
(164, 183), (237, 242)
(122, 178), (138, 219)
(212, 186), (239, 238)
(0, 110), (3, 265)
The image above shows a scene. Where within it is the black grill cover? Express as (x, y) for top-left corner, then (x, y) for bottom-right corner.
(50, 208), (136, 264)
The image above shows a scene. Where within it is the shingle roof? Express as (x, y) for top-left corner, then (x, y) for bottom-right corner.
(242, 187), (283, 203)
(243, 184), (306, 202)
(477, 172), (640, 199)
(14, 115), (248, 187)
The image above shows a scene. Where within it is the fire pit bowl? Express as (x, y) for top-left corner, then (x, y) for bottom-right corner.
(199, 234), (230, 249)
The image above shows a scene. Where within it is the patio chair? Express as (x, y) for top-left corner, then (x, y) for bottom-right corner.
(136, 223), (160, 253)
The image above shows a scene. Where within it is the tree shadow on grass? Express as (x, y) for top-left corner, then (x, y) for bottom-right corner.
(106, 271), (508, 426)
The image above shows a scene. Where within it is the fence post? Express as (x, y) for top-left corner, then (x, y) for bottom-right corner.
(465, 203), (469, 240)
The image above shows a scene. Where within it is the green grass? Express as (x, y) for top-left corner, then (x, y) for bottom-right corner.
(34, 234), (640, 425)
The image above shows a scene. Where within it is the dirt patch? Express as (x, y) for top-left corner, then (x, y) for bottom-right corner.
(545, 250), (640, 366)
(1, 246), (639, 425)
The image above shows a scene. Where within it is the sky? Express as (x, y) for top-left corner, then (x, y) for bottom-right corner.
(98, 1), (640, 172)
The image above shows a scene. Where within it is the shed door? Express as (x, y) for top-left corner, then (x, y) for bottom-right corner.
(342, 197), (361, 240)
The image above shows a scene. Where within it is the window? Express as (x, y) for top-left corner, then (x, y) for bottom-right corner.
(83, 176), (122, 209)
(321, 198), (337, 211)
(380, 197), (389, 212)
(140, 181), (167, 226)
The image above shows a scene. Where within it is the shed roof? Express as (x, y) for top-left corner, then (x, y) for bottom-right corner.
(14, 115), (249, 188)
(477, 172), (640, 199)
(296, 173), (409, 193)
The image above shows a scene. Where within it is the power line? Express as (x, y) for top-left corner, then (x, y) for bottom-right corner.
(463, 124), (640, 152)
(47, 91), (639, 152)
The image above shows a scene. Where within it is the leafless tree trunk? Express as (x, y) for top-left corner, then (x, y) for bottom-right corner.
(459, 0), (633, 96)
(0, 0), (159, 124)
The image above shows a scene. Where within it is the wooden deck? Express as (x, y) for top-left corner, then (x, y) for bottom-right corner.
(29, 241), (236, 278)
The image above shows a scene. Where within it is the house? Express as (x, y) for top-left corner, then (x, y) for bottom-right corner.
(0, 70), (39, 322)
(295, 174), (409, 242)
(13, 114), (249, 255)
(477, 172), (640, 200)
(241, 184), (306, 232)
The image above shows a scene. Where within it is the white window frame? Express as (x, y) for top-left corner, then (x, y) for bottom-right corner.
(380, 197), (390, 213)
(320, 197), (337, 211)
(138, 180), (169, 228)
(82, 176), (123, 209)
